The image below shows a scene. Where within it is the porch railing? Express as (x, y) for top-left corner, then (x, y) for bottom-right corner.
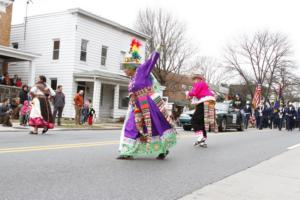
(0, 85), (22, 102)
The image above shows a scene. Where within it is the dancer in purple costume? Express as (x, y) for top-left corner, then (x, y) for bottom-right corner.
(117, 39), (177, 160)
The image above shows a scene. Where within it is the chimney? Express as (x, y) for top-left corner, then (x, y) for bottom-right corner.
(0, 0), (13, 46)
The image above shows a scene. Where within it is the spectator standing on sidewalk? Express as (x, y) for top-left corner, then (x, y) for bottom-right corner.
(0, 98), (13, 127)
(73, 90), (84, 125)
(19, 85), (30, 104)
(53, 85), (65, 126)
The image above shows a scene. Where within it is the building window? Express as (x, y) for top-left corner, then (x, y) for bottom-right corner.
(80, 39), (88, 61)
(101, 46), (108, 66)
(52, 40), (60, 60)
(120, 51), (126, 69)
(12, 42), (19, 49)
(50, 78), (57, 90)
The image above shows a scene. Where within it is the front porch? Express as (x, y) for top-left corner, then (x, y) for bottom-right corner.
(74, 70), (130, 120)
(0, 45), (40, 86)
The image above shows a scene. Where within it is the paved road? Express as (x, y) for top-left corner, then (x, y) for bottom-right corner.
(1, 128), (300, 200)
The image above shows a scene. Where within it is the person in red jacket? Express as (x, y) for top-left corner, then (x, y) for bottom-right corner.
(73, 90), (84, 125)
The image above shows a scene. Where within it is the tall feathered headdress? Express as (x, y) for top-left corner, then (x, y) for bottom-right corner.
(122, 38), (142, 69)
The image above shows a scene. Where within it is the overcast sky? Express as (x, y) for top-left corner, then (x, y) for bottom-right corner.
(11, 0), (300, 69)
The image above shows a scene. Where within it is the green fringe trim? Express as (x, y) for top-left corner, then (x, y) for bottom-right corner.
(119, 131), (177, 157)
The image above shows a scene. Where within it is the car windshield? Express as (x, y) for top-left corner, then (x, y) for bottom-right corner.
(215, 103), (229, 112)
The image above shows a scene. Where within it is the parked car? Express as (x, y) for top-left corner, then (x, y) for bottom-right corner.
(179, 102), (244, 132)
(178, 110), (194, 131)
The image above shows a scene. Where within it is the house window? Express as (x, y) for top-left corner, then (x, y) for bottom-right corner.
(50, 78), (57, 90)
(120, 51), (126, 69)
(12, 42), (18, 49)
(80, 39), (88, 61)
(52, 40), (60, 60)
(101, 46), (108, 66)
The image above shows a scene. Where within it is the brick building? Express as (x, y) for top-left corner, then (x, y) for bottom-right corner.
(163, 73), (194, 119)
(0, 1), (13, 73)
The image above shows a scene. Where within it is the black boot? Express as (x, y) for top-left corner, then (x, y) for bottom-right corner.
(57, 118), (61, 126)
(156, 150), (169, 160)
(116, 155), (134, 160)
(42, 128), (48, 134)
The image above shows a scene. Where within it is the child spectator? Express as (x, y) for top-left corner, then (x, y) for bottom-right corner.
(81, 100), (90, 125)
(20, 100), (31, 126)
(87, 101), (96, 126)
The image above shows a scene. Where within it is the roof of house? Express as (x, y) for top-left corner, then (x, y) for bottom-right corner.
(68, 8), (150, 40)
(73, 70), (130, 83)
(0, 45), (40, 61)
(14, 8), (150, 40)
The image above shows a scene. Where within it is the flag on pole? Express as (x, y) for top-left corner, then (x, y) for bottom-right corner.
(274, 84), (283, 109)
(252, 84), (262, 109)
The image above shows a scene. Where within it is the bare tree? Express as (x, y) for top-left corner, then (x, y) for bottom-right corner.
(224, 30), (294, 101)
(135, 8), (192, 85)
(272, 66), (300, 102)
(188, 56), (230, 87)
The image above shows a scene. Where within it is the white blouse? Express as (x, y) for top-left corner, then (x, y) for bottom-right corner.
(30, 83), (56, 96)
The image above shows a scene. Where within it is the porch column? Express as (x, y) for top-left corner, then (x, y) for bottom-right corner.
(113, 84), (120, 119)
(29, 60), (36, 86)
(2, 62), (8, 74)
(93, 79), (101, 120)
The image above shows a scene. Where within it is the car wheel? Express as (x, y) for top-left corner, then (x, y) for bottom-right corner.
(183, 125), (192, 131)
(237, 123), (244, 131)
(219, 118), (227, 132)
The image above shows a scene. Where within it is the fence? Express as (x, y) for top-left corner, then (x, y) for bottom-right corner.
(0, 85), (21, 102)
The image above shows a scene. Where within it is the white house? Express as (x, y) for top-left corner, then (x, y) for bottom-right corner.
(9, 8), (149, 120)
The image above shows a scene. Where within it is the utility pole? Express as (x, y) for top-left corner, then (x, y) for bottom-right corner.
(24, 0), (33, 48)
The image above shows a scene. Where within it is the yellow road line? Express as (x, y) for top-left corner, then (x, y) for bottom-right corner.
(0, 141), (119, 154)
(0, 135), (195, 154)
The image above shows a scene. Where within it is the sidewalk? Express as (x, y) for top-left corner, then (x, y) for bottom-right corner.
(180, 145), (300, 200)
(0, 122), (124, 132)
